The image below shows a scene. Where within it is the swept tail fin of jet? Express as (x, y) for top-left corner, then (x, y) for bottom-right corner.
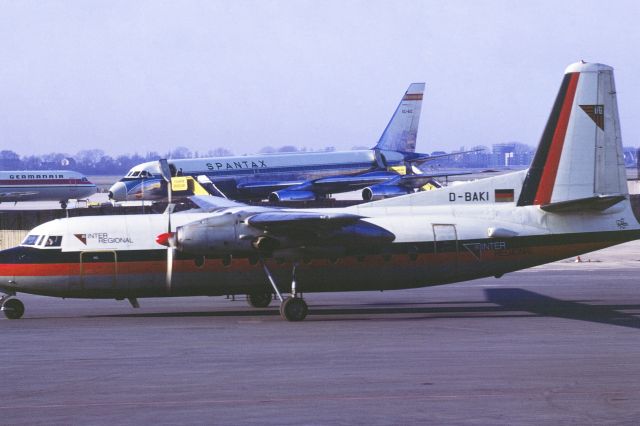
(374, 83), (425, 153)
(517, 62), (626, 207)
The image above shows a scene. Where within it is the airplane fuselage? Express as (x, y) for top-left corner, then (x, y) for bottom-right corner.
(0, 171), (97, 203)
(3, 172), (639, 300)
(109, 150), (410, 201)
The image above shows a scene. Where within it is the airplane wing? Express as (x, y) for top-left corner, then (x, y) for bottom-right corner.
(405, 148), (486, 165)
(0, 191), (39, 201)
(245, 210), (394, 246)
(268, 172), (397, 201)
(173, 204), (395, 255)
(393, 170), (473, 188)
(236, 181), (305, 191)
(235, 181), (306, 199)
(190, 195), (248, 211)
(247, 211), (363, 232)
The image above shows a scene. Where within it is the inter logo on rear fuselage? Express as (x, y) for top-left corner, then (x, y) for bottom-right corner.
(579, 104), (604, 130)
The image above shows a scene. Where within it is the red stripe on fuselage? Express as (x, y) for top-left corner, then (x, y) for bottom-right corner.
(0, 239), (622, 280)
(0, 179), (92, 185)
(534, 72), (580, 205)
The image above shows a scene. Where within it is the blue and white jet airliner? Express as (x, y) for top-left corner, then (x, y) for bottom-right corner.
(108, 83), (462, 203)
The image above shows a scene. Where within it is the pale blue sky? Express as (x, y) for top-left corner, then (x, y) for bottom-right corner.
(0, 0), (638, 157)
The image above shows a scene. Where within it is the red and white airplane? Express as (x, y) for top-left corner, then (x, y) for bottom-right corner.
(1, 62), (637, 321)
(0, 170), (97, 209)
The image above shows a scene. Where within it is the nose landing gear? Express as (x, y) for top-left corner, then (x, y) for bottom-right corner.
(1, 296), (25, 320)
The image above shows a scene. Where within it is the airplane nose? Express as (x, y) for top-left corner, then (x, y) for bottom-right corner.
(108, 182), (128, 201)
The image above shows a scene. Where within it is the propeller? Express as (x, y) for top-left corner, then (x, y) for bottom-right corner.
(163, 205), (176, 294)
(158, 159), (175, 293)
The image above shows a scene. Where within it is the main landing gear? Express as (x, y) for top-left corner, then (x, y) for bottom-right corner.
(246, 291), (273, 308)
(1, 294), (25, 320)
(262, 262), (308, 321)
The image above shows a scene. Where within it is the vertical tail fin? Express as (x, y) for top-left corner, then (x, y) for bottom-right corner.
(374, 83), (425, 153)
(517, 62), (626, 208)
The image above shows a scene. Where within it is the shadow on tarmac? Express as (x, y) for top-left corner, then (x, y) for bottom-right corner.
(86, 288), (640, 329)
(485, 288), (640, 330)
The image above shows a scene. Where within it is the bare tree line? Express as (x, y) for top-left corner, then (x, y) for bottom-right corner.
(0, 145), (342, 174)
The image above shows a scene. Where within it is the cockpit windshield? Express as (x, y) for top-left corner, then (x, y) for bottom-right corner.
(22, 235), (40, 245)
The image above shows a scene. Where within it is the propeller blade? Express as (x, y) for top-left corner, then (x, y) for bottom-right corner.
(166, 247), (174, 294)
(159, 159), (173, 205)
(158, 159), (172, 182)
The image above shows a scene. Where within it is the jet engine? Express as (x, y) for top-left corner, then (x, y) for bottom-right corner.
(269, 190), (317, 203)
(361, 184), (412, 201)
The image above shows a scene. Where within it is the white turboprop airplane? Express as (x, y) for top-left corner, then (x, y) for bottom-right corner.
(1, 62), (637, 321)
(0, 170), (97, 209)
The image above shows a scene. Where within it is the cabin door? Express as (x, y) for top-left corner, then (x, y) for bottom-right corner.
(80, 251), (117, 292)
(432, 224), (458, 278)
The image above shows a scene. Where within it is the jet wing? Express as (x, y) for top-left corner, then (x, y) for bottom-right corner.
(0, 191), (39, 201)
(309, 170), (472, 190)
(406, 148), (486, 165)
(393, 170), (473, 188)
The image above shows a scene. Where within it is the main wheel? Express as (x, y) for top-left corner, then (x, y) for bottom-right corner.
(2, 298), (25, 320)
(279, 297), (308, 322)
(247, 292), (272, 308)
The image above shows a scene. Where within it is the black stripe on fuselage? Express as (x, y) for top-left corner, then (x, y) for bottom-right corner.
(2, 230), (639, 265)
(517, 73), (573, 206)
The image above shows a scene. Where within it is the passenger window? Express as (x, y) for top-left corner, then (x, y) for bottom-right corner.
(22, 235), (39, 245)
(44, 236), (63, 247)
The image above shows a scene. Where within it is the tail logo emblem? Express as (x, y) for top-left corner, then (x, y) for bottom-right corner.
(580, 105), (605, 130)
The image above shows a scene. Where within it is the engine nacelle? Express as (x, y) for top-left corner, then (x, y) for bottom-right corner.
(362, 185), (412, 201)
(269, 189), (317, 203)
(173, 213), (260, 256)
(173, 213), (296, 256)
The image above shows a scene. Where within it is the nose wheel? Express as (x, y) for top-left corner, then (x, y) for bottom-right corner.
(2, 298), (25, 320)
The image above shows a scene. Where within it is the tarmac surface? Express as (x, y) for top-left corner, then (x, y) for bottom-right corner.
(2, 242), (640, 425)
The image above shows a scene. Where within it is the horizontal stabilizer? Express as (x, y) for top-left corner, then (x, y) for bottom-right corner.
(540, 195), (626, 213)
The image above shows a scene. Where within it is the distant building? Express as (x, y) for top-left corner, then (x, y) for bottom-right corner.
(490, 142), (534, 167)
